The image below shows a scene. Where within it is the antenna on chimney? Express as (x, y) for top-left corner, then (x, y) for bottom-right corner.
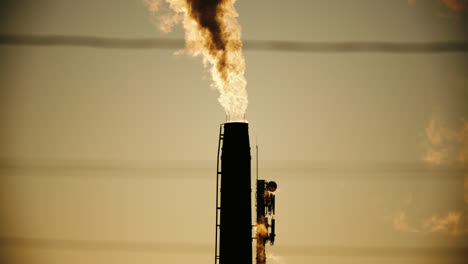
(256, 140), (258, 181)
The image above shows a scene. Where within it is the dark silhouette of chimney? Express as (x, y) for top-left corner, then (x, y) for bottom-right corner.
(215, 122), (252, 264)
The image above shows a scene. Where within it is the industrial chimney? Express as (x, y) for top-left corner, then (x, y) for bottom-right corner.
(214, 122), (277, 264)
(215, 122), (252, 264)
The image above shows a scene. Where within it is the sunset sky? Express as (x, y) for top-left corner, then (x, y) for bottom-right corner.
(1, 0), (468, 263)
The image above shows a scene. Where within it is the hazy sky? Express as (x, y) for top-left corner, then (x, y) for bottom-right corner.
(0, 0), (468, 263)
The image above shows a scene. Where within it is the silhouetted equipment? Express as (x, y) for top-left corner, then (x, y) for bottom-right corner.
(215, 122), (252, 264)
(270, 219), (276, 245)
(256, 178), (278, 264)
(267, 181), (277, 192)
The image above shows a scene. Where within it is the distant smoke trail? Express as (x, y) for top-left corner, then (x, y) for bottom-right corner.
(2, 34), (468, 53)
(144, 0), (248, 122)
(3, 236), (468, 257)
(0, 34), (184, 49)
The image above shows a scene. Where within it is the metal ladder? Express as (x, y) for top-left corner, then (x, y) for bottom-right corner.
(214, 124), (224, 264)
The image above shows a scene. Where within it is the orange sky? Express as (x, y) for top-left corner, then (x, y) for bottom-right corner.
(0, 0), (468, 263)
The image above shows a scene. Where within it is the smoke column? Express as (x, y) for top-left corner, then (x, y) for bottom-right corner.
(256, 216), (268, 264)
(146, 0), (248, 122)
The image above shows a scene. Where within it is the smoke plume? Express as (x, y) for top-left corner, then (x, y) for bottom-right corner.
(421, 117), (467, 165)
(144, 0), (248, 122)
(256, 216), (268, 264)
(423, 211), (463, 235)
(393, 210), (420, 233)
(393, 196), (466, 235)
(408, 0), (468, 16)
(393, 119), (468, 236)
(441, 0), (468, 12)
(266, 252), (286, 264)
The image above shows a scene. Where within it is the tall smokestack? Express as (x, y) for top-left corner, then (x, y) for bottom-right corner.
(216, 122), (252, 264)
